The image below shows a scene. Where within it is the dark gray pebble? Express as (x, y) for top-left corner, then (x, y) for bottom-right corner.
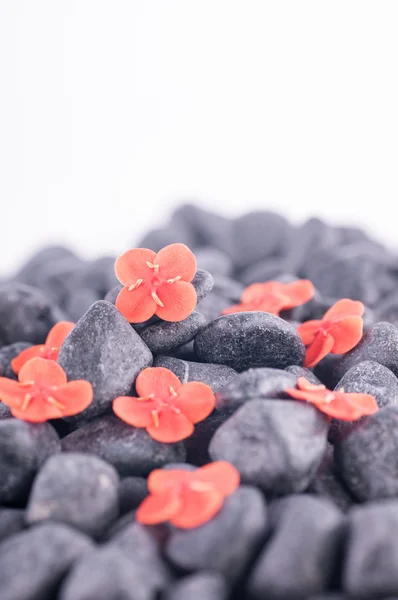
(58, 300), (152, 423)
(140, 312), (206, 354)
(212, 274), (244, 302)
(0, 420), (60, 505)
(191, 269), (214, 303)
(195, 248), (233, 276)
(239, 256), (288, 286)
(13, 246), (80, 288)
(26, 452), (119, 538)
(0, 282), (65, 345)
(343, 500), (398, 598)
(154, 355), (237, 392)
(185, 412), (229, 466)
(194, 312), (305, 372)
(335, 360), (398, 408)
(335, 406), (398, 501)
(62, 414), (186, 476)
(166, 486), (266, 581)
(0, 403), (12, 420)
(195, 292), (229, 323)
(248, 495), (342, 600)
(0, 508), (25, 542)
(0, 342), (32, 379)
(164, 572), (229, 600)
(307, 444), (355, 512)
(103, 283), (123, 305)
(0, 522), (93, 600)
(119, 477), (148, 514)
(173, 204), (233, 255)
(209, 399), (328, 495)
(137, 224), (194, 253)
(285, 364), (322, 384)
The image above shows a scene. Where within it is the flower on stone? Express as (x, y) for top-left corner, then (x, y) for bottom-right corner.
(297, 298), (364, 368)
(286, 376), (378, 421)
(113, 367), (215, 443)
(0, 357), (93, 422)
(114, 243), (197, 323)
(222, 279), (314, 316)
(11, 321), (75, 375)
(136, 461), (240, 529)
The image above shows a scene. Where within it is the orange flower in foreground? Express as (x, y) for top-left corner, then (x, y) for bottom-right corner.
(0, 357), (93, 422)
(222, 279), (314, 316)
(297, 298), (364, 368)
(286, 377), (378, 421)
(136, 461), (240, 529)
(113, 367), (215, 443)
(11, 321), (75, 375)
(114, 243), (197, 323)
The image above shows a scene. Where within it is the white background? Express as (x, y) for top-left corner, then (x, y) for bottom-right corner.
(1, 1), (398, 274)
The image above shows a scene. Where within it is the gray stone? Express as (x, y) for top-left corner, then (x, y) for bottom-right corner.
(103, 283), (122, 305)
(335, 360), (398, 408)
(164, 573), (229, 600)
(195, 248), (233, 277)
(166, 486), (266, 581)
(209, 399), (328, 495)
(154, 355), (237, 392)
(0, 403), (12, 419)
(0, 342), (32, 379)
(26, 452), (119, 538)
(191, 269), (214, 302)
(140, 312), (206, 353)
(62, 414), (186, 476)
(0, 522), (93, 600)
(195, 293), (229, 323)
(58, 301), (152, 422)
(185, 412), (230, 466)
(285, 364), (322, 384)
(0, 420), (60, 504)
(248, 495), (342, 600)
(119, 477), (148, 514)
(307, 445), (354, 512)
(240, 256), (288, 286)
(194, 312), (305, 372)
(0, 508), (25, 542)
(212, 274), (244, 302)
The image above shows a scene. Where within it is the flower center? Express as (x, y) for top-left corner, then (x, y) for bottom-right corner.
(18, 382), (65, 412)
(127, 262), (183, 309)
(137, 386), (181, 428)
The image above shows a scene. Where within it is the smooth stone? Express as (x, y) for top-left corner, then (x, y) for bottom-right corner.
(26, 452), (119, 538)
(0, 420), (60, 505)
(209, 399), (328, 495)
(194, 312), (305, 372)
(62, 414), (186, 477)
(64, 287), (98, 321)
(185, 412), (230, 466)
(212, 275), (244, 302)
(0, 403), (12, 420)
(0, 342), (32, 379)
(0, 508), (25, 542)
(0, 283), (65, 345)
(172, 204), (233, 255)
(0, 522), (93, 600)
(307, 445), (355, 512)
(343, 500), (398, 598)
(154, 355), (237, 392)
(195, 248), (233, 277)
(285, 364), (322, 384)
(58, 300), (152, 422)
(335, 406), (398, 501)
(140, 312), (206, 354)
(137, 225), (195, 253)
(248, 495), (342, 600)
(166, 486), (267, 581)
(195, 293), (229, 323)
(335, 360), (398, 408)
(164, 573), (229, 600)
(103, 283), (123, 305)
(119, 477), (148, 514)
(191, 269), (214, 303)
(239, 256), (288, 286)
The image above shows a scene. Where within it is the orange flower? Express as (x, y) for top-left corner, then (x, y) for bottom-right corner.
(113, 367), (215, 443)
(11, 321), (75, 375)
(286, 377), (378, 421)
(114, 243), (197, 323)
(136, 461), (240, 529)
(222, 279), (314, 316)
(0, 357), (93, 422)
(297, 298), (364, 368)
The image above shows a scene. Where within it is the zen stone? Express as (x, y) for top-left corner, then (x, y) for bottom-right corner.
(0, 508), (25, 542)
(140, 312), (206, 353)
(191, 269), (214, 303)
(164, 573), (229, 600)
(154, 355), (237, 392)
(0, 342), (32, 379)
(335, 360), (398, 409)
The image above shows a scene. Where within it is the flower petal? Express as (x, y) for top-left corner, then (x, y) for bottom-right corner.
(241, 282), (279, 304)
(51, 381), (93, 417)
(19, 357), (67, 387)
(115, 285), (157, 323)
(135, 367), (182, 398)
(296, 320), (323, 346)
(11, 345), (46, 375)
(175, 382), (215, 424)
(222, 303), (251, 315)
(317, 392), (378, 421)
(155, 243), (197, 282)
(113, 396), (155, 428)
(170, 487), (224, 529)
(296, 377), (327, 392)
(146, 408), (194, 443)
(45, 321), (75, 348)
(147, 468), (192, 494)
(114, 248), (156, 287)
(0, 377), (27, 407)
(323, 298), (364, 321)
(196, 461), (240, 496)
(281, 280), (315, 308)
(328, 316), (363, 354)
(285, 386), (328, 404)
(136, 488), (182, 525)
(10, 399), (62, 423)
(304, 331), (335, 368)
(155, 281), (197, 322)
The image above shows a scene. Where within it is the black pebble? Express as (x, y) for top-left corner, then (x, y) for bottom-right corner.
(119, 476), (148, 514)
(285, 364), (322, 384)
(164, 572), (229, 600)
(154, 355), (237, 392)
(140, 312), (206, 354)
(0, 508), (25, 542)
(0, 342), (32, 379)
(335, 360), (398, 409)
(191, 268), (214, 303)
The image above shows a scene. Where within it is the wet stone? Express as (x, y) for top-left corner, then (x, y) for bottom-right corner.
(62, 414), (186, 477)
(140, 312), (206, 354)
(0, 508), (25, 542)
(191, 269), (214, 303)
(0, 420), (60, 505)
(164, 573), (229, 600)
(154, 355), (238, 392)
(0, 342), (32, 379)
(166, 486), (267, 582)
(210, 399), (328, 495)
(0, 522), (93, 600)
(26, 452), (119, 538)
(335, 360), (398, 409)
(119, 476), (148, 514)
(335, 406), (398, 501)
(58, 300), (153, 423)
(194, 312), (305, 372)
(248, 495), (343, 600)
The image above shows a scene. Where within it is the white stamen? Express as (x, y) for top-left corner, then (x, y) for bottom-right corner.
(151, 291), (164, 307)
(167, 276), (182, 283)
(128, 278), (143, 291)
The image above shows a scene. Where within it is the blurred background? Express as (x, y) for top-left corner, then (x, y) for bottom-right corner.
(1, 1), (398, 274)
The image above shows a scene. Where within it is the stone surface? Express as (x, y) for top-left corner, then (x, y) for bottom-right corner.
(154, 355), (237, 392)
(285, 364), (322, 384)
(195, 248), (233, 277)
(0, 508), (25, 542)
(119, 477), (148, 514)
(62, 414), (186, 476)
(0, 342), (32, 379)
(335, 360), (398, 409)
(164, 573), (229, 600)
(140, 312), (206, 353)
(58, 300), (152, 422)
(210, 399), (328, 495)
(191, 268), (214, 302)
(194, 312), (305, 372)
